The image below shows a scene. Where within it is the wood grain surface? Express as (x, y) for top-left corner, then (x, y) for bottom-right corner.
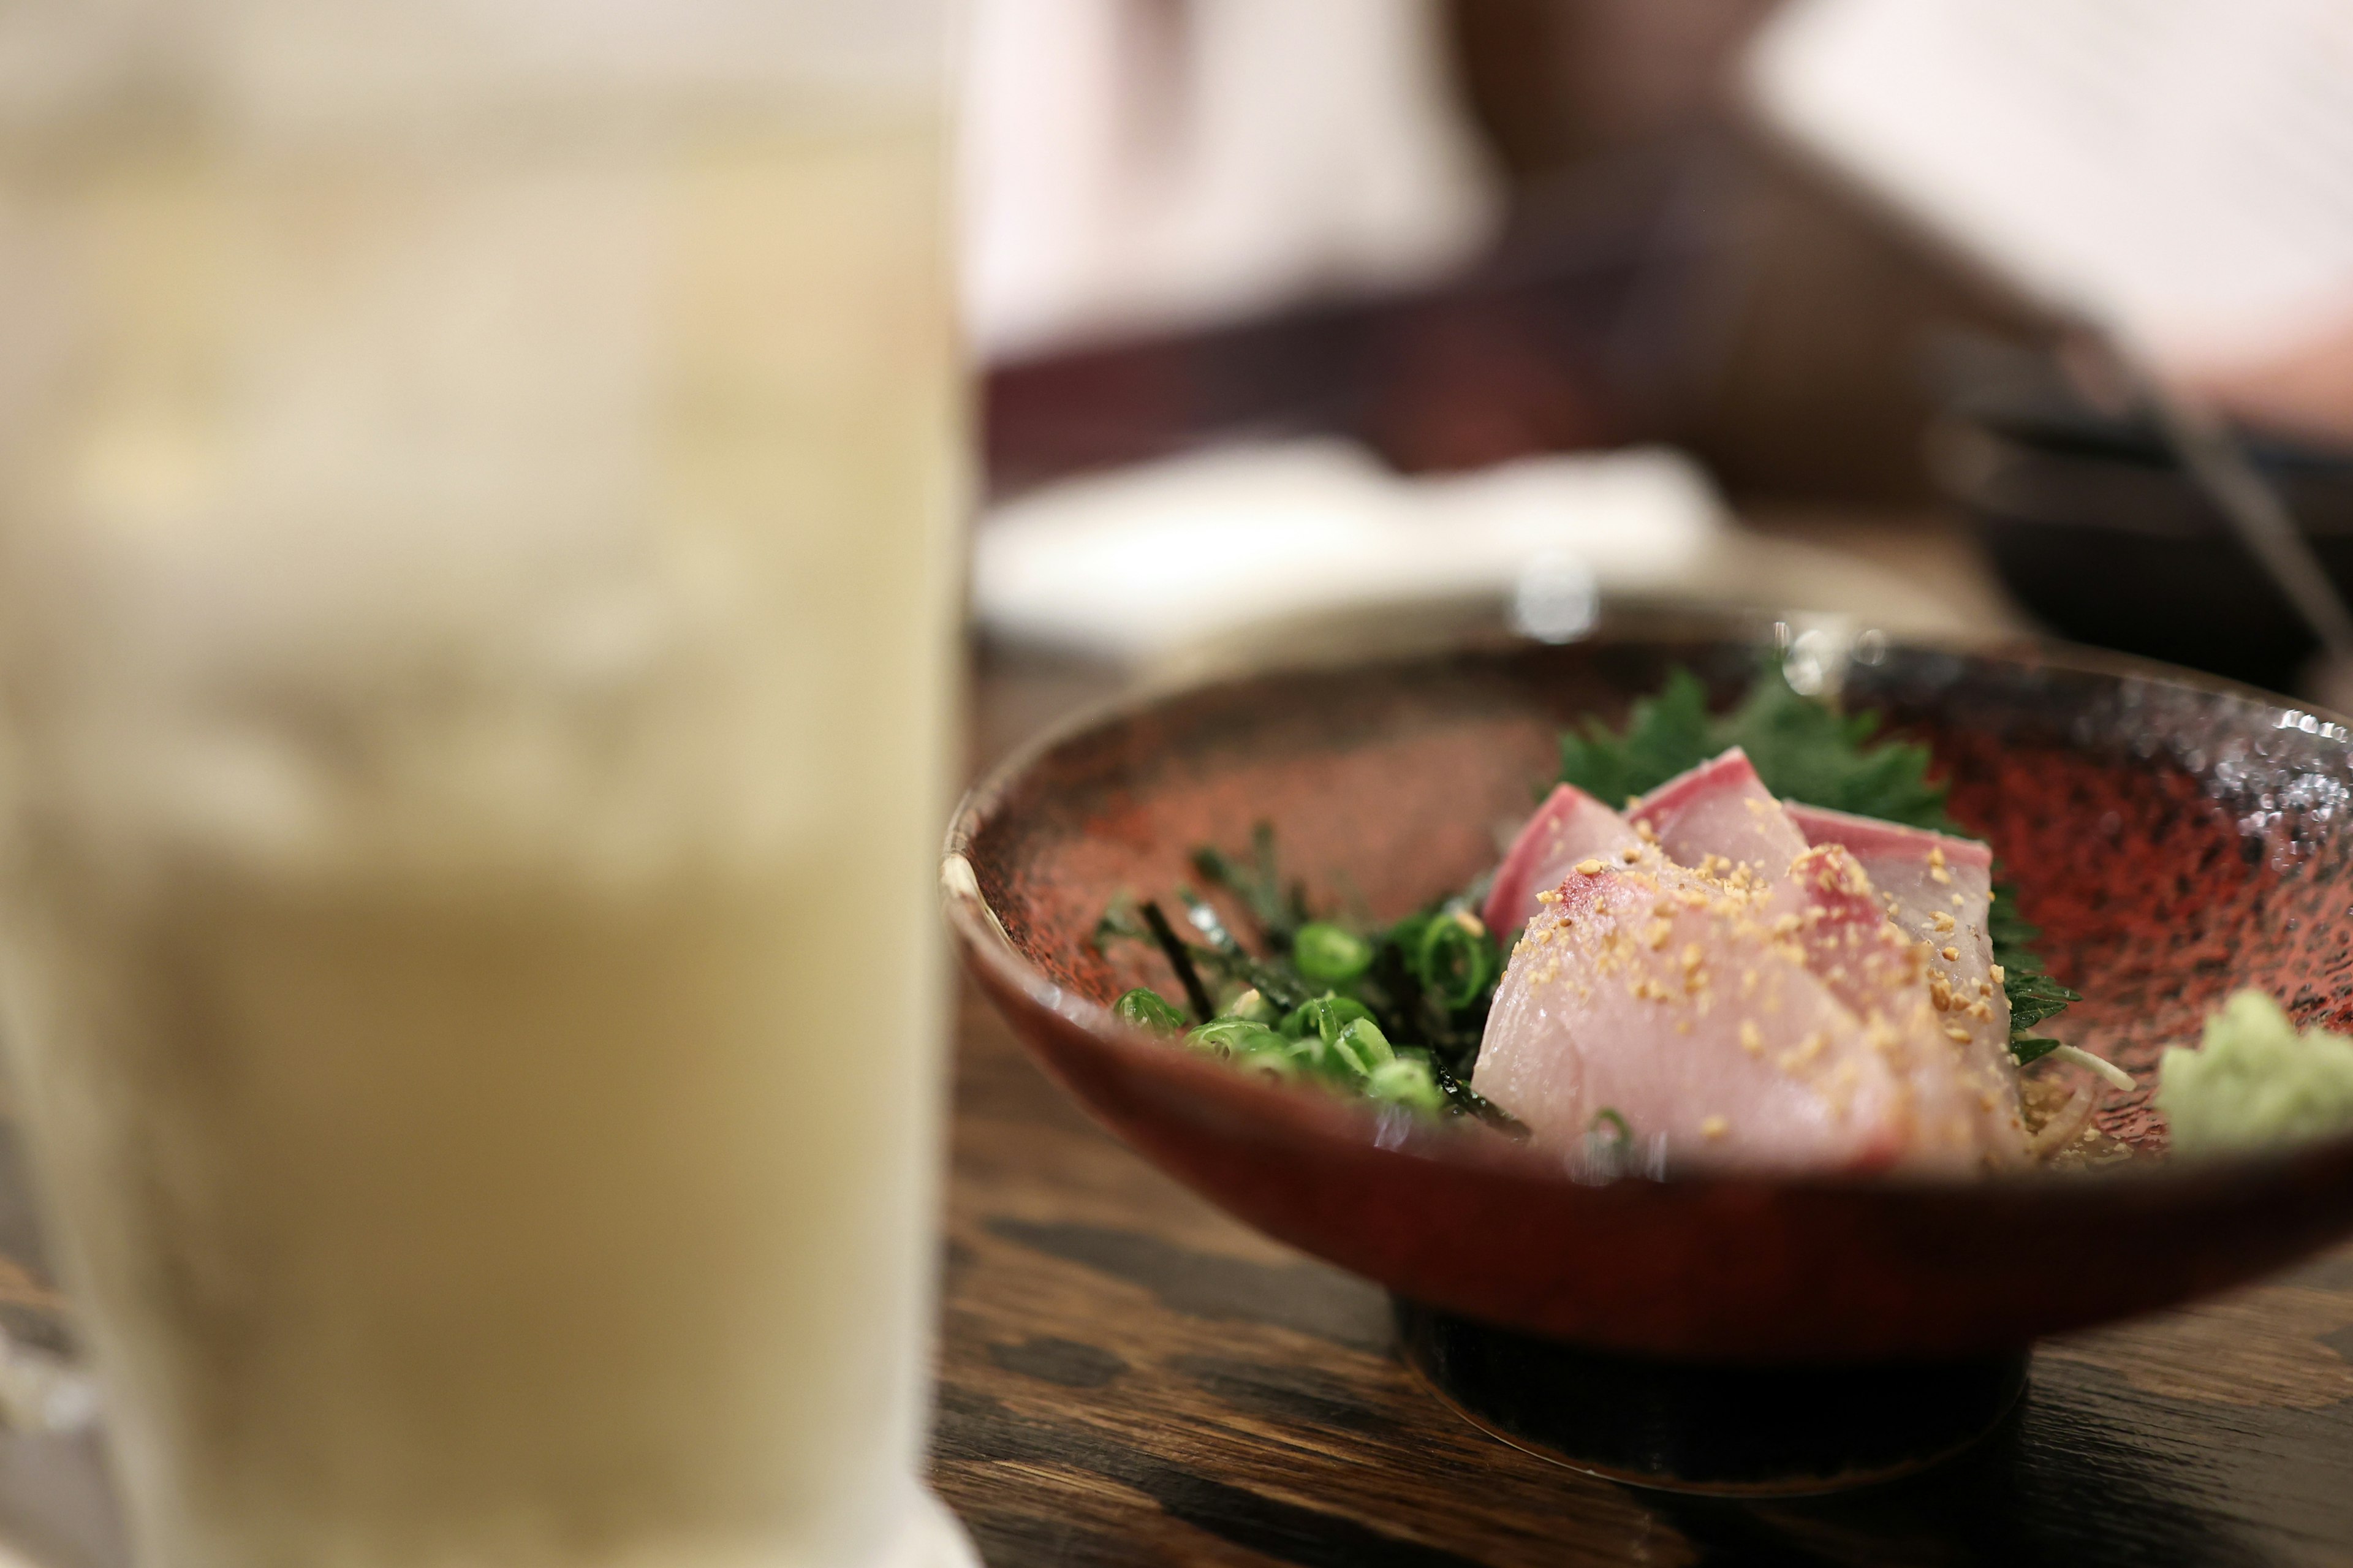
(0, 650), (2347, 1567)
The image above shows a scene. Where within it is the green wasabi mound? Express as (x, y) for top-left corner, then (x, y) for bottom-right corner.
(2158, 991), (2353, 1155)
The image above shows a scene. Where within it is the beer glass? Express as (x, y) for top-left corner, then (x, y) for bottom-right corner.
(0, 3), (974, 1564)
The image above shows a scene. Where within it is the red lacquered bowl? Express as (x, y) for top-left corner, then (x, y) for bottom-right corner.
(942, 621), (2353, 1366)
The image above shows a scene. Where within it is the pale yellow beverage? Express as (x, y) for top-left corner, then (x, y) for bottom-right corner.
(0, 32), (971, 1568)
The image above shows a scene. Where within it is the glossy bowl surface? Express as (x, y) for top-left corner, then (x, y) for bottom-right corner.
(943, 623), (2353, 1361)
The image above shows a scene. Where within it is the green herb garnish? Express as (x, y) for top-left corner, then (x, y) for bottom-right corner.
(1113, 988), (1186, 1036)
(1557, 663), (2076, 1062)
(1293, 922), (1374, 985)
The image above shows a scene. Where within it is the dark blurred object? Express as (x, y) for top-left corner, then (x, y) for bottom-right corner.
(1928, 336), (2353, 695)
(982, 0), (2058, 506)
(985, 138), (1739, 495)
(1446, 0), (2053, 504)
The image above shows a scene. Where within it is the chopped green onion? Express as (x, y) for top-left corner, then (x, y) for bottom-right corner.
(1280, 993), (1378, 1045)
(1113, 988), (1186, 1036)
(1338, 1017), (1393, 1062)
(1234, 1048), (1302, 1086)
(1225, 987), (1279, 1025)
(1294, 922), (1374, 985)
(1368, 1054), (1446, 1112)
(1588, 1107), (1632, 1146)
(1411, 916), (1497, 1011)
(1186, 1019), (1290, 1061)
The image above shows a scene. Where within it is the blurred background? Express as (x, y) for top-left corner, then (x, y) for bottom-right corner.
(957, 0), (2353, 698)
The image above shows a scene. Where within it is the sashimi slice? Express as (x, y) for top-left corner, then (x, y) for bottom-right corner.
(1783, 804), (2023, 1154)
(1474, 858), (1919, 1172)
(1480, 783), (1643, 937)
(1768, 844), (2022, 1167)
(1784, 803), (1992, 873)
(1629, 748), (1810, 883)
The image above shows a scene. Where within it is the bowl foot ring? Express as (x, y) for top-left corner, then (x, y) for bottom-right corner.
(1393, 1297), (2027, 1496)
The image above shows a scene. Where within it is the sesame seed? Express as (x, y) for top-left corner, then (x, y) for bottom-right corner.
(1989, 964), (2006, 984)
(1701, 1115), (1729, 1138)
(1930, 866), (1952, 885)
(1946, 1025), (1972, 1043)
(1942, 946), (1961, 962)
(1620, 844), (1642, 863)
(1576, 858), (1604, 876)
(1740, 1020), (1763, 1054)
(1932, 912), (1956, 933)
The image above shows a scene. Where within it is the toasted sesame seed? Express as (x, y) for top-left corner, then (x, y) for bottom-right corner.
(1946, 1025), (1972, 1043)
(1740, 1020), (1763, 1054)
(1930, 866), (1952, 885)
(1701, 1115), (1729, 1138)
(1932, 911), (1956, 933)
(1576, 858), (1604, 875)
(1941, 946), (1961, 962)
(1928, 846), (1947, 869)
(1620, 844), (1642, 863)
(1989, 963), (2006, 984)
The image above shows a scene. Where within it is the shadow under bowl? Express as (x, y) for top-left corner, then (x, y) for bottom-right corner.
(942, 619), (2353, 1487)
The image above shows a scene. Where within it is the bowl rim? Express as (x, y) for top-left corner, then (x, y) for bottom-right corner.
(941, 613), (2353, 1201)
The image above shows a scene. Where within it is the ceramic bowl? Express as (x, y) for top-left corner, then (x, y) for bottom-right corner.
(942, 620), (2353, 1365)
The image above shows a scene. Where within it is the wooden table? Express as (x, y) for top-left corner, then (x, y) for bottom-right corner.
(931, 649), (2353, 1568)
(1, 643), (2350, 1568)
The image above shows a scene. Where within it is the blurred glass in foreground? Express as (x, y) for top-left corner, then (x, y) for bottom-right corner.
(0, 3), (972, 1566)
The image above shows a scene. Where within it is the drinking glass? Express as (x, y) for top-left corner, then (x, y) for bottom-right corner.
(0, 4), (974, 1565)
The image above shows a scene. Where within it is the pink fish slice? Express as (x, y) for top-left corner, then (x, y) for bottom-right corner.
(1475, 859), (1919, 1173)
(1480, 783), (1644, 937)
(1630, 748), (1810, 883)
(1768, 843), (2025, 1168)
(1783, 805), (2025, 1157)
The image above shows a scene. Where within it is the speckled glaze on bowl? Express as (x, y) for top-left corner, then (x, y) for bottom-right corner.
(942, 623), (2353, 1363)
